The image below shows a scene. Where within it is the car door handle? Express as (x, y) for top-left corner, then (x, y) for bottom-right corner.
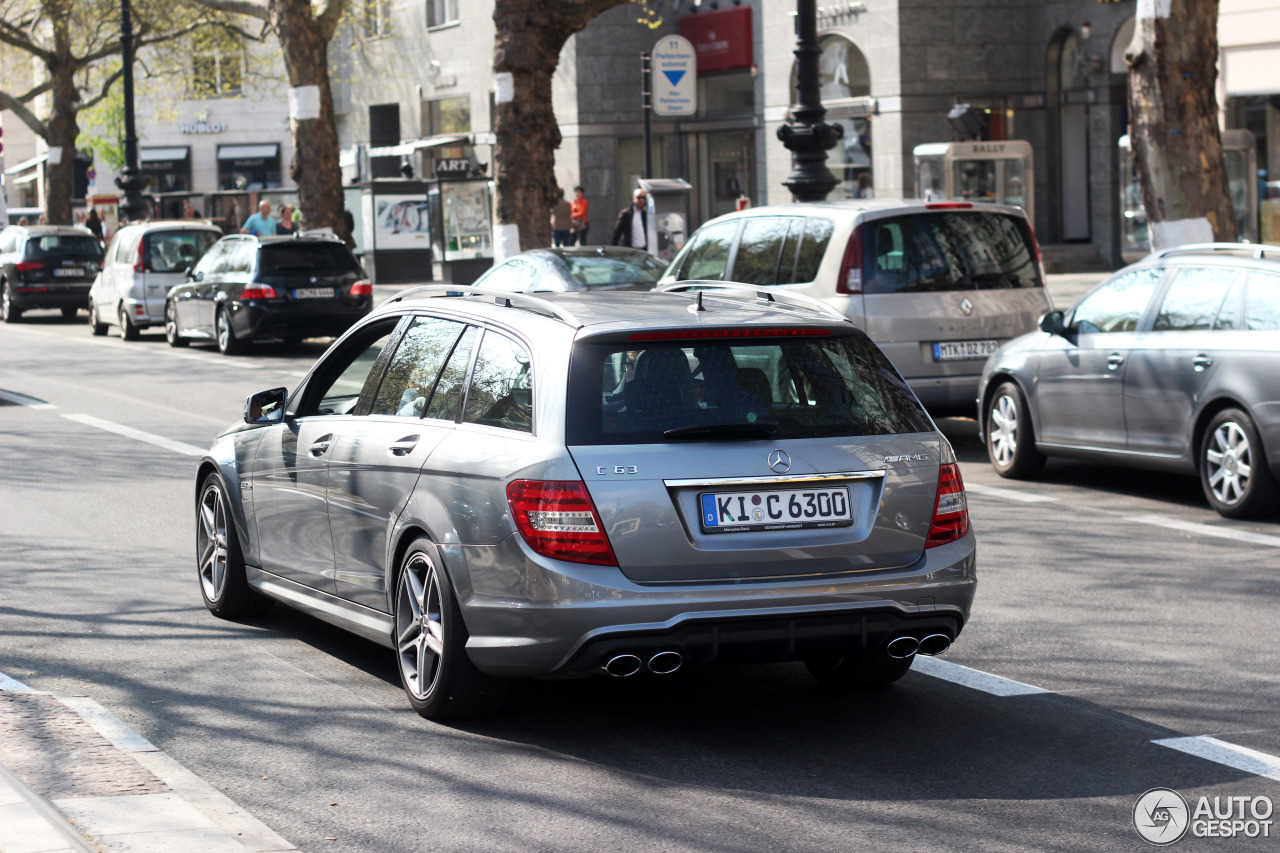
(1107, 353), (1125, 369)
(308, 435), (333, 457)
(388, 435), (420, 456)
(1192, 354), (1214, 371)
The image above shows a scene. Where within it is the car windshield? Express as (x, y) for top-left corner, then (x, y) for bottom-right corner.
(566, 332), (933, 445)
(561, 253), (666, 287)
(25, 235), (103, 261)
(862, 211), (1042, 294)
(258, 243), (361, 274)
(146, 231), (220, 273)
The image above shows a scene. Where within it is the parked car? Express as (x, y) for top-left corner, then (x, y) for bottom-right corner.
(659, 200), (1050, 417)
(473, 246), (668, 292)
(165, 233), (372, 354)
(0, 224), (104, 323)
(978, 243), (1280, 518)
(196, 282), (976, 718)
(88, 220), (223, 339)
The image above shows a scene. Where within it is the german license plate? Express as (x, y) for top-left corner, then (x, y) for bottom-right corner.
(933, 339), (998, 360)
(293, 287), (334, 299)
(53, 268), (82, 278)
(699, 487), (853, 534)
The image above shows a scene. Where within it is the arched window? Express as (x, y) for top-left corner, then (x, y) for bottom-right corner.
(791, 34), (874, 199)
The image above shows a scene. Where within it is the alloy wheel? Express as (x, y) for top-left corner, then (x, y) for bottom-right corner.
(988, 393), (1020, 468)
(197, 483), (230, 602)
(396, 553), (446, 701)
(216, 311), (230, 351)
(1204, 421), (1253, 507)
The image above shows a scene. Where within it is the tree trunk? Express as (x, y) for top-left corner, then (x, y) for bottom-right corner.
(492, 0), (629, 255)
(269, 0), (346, 242)
(43, 31), (80, 225)
(1126, 0), (1235, 249)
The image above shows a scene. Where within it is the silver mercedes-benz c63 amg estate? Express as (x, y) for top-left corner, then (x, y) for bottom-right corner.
(194, 282), (976, 718)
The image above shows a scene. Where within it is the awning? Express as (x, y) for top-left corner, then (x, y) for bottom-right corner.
(141, 147), (190, 163)
(217, 144), (280, 160)
(367, 134), (471, 158)
(4, 153), (47, 176)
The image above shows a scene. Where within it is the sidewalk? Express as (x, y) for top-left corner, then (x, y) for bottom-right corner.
(0, 673), (296, 853)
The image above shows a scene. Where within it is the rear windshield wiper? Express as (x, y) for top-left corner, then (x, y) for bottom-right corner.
(663, 421), (779, 441)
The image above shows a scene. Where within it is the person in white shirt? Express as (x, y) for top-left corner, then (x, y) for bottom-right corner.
(611, 189), (648, 250)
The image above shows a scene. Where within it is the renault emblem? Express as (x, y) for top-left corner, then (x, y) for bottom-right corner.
(959, 297), (974, 316)
(768, 449), (791, 474)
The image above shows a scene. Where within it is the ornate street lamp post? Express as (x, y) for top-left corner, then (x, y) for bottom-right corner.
(115, 0), (148, 223)
(777, 0), (842, 202)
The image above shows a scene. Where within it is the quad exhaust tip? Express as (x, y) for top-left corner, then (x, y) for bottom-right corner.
(603, 654), (643, 677)
(917, 633), (952, 656)
(647, 651), (683, 675)
(603, 651), (684, 677)
(885, 636), (920, 659)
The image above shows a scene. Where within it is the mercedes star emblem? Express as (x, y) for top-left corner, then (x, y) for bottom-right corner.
(768, 449), (791, 474)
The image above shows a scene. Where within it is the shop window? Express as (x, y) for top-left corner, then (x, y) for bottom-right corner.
(427, 0), (458, 27)
(191, 53), (242, 98)
(363, 0), (392, 37)
(701, 72), (754, 119)
(424, 97), (470, 136)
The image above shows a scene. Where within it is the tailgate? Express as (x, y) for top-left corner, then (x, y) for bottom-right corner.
(568, 435), (940, 584)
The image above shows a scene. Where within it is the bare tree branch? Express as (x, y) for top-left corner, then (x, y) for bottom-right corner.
(189, 0), (269, 22)
(0, 17), (52, 59)
(0, 89), (50, 138)
(315, 0), (347, 43)
(15, 79), (53, 103)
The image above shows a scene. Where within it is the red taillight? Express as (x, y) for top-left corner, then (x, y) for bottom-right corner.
(925, 463), (970, 548)
(16, 261), (44, 272)
(350, 280), (373, 296)
(134, 238), (145, 273)
(627, 328), (829, 341)
(836, 223), (864, 295)
(925, 202), (974, 210)
(1025, 221), (1046, 284)
(240, 285), (278, 300)
(506, 480), (617, 566)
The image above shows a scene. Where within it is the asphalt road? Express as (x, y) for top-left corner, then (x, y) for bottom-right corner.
(3, 303), (1279, 853)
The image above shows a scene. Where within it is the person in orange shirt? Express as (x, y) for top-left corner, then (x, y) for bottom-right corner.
(570, 186), (590, 246)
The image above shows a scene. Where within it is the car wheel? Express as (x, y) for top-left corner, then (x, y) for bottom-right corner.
(804, 654), (913, 688)
(394, 538), (507, 720)
(117, 304), (140, 341)
(1, 284), (20, 323)
(197, 473), (272, 619)
(216, 308), (244, 355)
(61, 306), (78, 319)
(165, 300), (189, 347)
(986, 381), (1045, 479)
(89, 299), (108, 335)
(1200, 408), (1279, 519)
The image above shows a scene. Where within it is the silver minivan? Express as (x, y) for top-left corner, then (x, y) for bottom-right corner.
(659, 200), (1050, 417)
(89, 221), (222, 340)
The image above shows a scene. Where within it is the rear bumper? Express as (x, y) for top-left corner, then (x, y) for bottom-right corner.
(459, 531), (977, 677)
(228, 298), (372, 341)
(9, 284), (92, 311)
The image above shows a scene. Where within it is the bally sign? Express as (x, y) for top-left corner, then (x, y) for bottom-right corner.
(652, 35), (697, 117)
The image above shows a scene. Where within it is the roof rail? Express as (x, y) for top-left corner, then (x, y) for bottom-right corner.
(656, 281), (851, 323)
(1150, 242), (1280, 260)
(387, 284), (583, 328)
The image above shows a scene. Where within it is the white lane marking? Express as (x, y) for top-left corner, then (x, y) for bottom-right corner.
(1127, 514), (1280, 548)
(0, 389), (56, 409)
(964, 482), (1059, 503)
(0, 670), (34, 692)
(1154, 736), (1280, 783)
(911, 655), (1049, 696)
(58, 696), (158, 753)
(62, 414), (207, 457)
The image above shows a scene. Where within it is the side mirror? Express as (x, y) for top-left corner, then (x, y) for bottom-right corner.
(1038, 310), (1065, 335)
(244, 387), (288, 424)
(191, 269), (204, 282)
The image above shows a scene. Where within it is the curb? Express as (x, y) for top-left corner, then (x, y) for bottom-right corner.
(0, 674), (297, 853)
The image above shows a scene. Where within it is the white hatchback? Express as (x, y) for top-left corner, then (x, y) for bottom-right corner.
(89, 221), (222, 340)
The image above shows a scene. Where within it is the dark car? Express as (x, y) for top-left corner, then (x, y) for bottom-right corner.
(978, 243), (1280, 518)
(472, 246), (667, 293)
(164, 233), (372, 354)
(0, 225), (104, 322)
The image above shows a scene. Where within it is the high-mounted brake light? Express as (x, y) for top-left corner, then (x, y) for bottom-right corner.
(240, 285), (278, 300)
(925, 462), (970, 548)
(925, 202), (973, 210)
(627, 328), (830, 341)
(507, 480), (617, 566)
(836, 223), (864, 295)
(350, 280), (373, 296)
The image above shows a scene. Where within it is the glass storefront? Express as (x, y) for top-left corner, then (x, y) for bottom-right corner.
(217, 144), (281, 191)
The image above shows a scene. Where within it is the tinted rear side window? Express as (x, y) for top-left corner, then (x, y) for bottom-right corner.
(25, 235), (103, 261)
(862, 212), (1041, 294)
(566, 333), (932, 445)
(146, 230), (220, 273)
(259, 243), (361, 274)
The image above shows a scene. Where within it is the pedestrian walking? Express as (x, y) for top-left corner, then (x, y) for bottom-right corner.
(611, 188), (648, 250)
(85, 209), (104, 243)
(550, 190), (573, 247)
(278, 205), (297, 235)
(242, 200), (278, 236)
(570, 186), (590, 245)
